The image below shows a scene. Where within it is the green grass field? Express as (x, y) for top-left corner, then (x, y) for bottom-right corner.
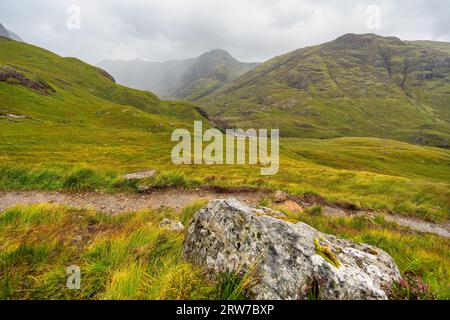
(0, 202), (252, 300)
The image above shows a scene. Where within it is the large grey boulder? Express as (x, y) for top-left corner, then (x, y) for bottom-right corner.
(183, 198), (402, 300)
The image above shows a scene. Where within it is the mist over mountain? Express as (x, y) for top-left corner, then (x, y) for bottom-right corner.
(200, 33), (450, 148)
(98, 49), (259, 100)
(0, 22), (22, 41)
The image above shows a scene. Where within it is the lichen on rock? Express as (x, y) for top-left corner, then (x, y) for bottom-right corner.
(314, 239), (340, 268)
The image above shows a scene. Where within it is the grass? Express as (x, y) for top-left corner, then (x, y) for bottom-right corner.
(0, 203), (252, 300)
(284, 137), (450, 183)
(0, 145), (449, 222)
(0, 202), (448, 300)
(306, 206), (323, 216)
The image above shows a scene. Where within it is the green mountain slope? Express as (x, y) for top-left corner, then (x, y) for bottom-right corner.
(0, 36), (205, 130)
(172, 49), (259, 100)
(98, 49), (259, 100)
(0, 36), (208, 171)
(199, 33), (450, 148)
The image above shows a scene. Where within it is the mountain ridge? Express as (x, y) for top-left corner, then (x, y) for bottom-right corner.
(0, 22), (23, 41)
(199, 33), (450, 148)
(98, 49), (259, 100)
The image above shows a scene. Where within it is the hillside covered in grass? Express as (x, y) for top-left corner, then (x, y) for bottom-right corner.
(0, 36), (449, 222)
(0, 36), (206, 131)
(199, 33), (450, 148)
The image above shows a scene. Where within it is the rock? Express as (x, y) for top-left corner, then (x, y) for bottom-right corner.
(123, 169), (156, 180)
(0, 65), (55, 95)
(137, 185), (152, 193)
(275, 200), (304, 213)
(160, 218), (184, 232)
(95, 67), (116, 83)
(73, 235), (83, 242)
(273, 190), (288, 202)
(183, 198), (402, 300)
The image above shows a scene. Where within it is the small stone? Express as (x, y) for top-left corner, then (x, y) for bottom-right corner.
(275, 200), (304, 213)
(273, 190), (288, 202)
(160, 218), (184, 232)
(138, 185), (152, 193)
(123, 170), (156, 181)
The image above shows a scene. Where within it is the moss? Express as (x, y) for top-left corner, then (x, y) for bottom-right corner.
(314, 239), (341, 268)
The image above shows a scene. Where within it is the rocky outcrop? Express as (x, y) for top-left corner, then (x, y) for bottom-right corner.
(183, 198), (402, 300)
(96, 67), (116, 83)
(0, 65), (55, 95)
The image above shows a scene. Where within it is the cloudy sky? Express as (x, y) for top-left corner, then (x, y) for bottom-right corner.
(0, 0), (449, 64)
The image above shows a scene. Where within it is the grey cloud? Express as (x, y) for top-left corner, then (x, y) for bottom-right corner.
(0, 0), (448, 65)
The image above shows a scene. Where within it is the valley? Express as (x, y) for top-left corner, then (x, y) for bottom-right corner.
(0, 32), (449, 300)
(98, 49), (259, 100)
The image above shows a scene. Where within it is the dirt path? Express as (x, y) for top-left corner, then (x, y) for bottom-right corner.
(0, 189), (448, 238)
(320, 205), (450, 238)
(0, 188), (269, 214)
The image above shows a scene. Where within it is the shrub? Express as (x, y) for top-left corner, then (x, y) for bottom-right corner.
(387, 273), (436, 300)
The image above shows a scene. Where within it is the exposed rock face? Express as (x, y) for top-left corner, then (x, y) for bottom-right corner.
(0, 65), (55, 94)
(96, 67), (116, 83)
(183, 198), (402, 300)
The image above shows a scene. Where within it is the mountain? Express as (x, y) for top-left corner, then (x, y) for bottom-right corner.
(7, 30), (23, 42)
(98, 49), (259, 100)
(0, 23), (10, 38)
(199, 33), (450, 148)
(0, 22), (23, 41)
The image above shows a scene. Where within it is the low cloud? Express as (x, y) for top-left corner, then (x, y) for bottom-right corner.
(0, 0), (448, 64)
